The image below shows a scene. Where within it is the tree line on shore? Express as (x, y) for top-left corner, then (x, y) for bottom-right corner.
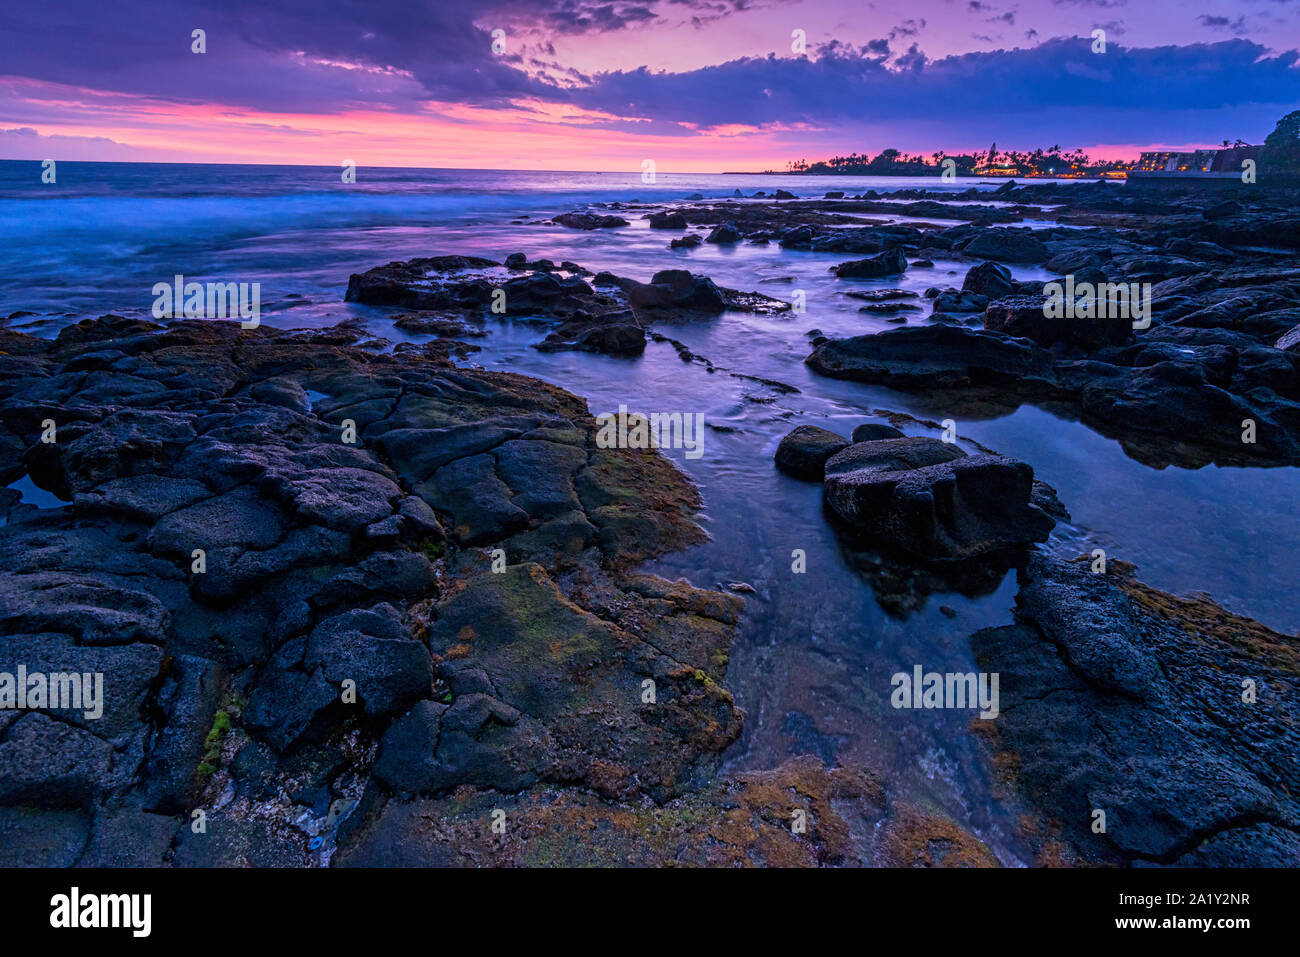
(781, 111), (1300, 179)
(782, 143), (1126, 177)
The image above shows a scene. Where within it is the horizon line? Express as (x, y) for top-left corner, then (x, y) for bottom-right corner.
(0, 157), (792, 176)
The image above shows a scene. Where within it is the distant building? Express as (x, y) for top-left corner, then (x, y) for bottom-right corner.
(1133, 149), (1218, 173)
(1129, 143), (1260, 184)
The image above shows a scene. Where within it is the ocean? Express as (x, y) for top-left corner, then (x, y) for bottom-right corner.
(0, 160), (1036, 320)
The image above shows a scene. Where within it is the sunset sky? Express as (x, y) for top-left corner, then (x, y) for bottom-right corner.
(3, 0), (1300, 171)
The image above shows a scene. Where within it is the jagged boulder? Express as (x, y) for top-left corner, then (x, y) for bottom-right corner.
(649, 211), (687, 229)
(834, 249), (908, 279)
(806, 324), (1057, 390)
(962, 229), (1048, 263)
(984, 294), (1134, 350)
(706, 222), (743, 244)
(963, 261), (1015, 299)
(822, 437), (1055, 561)
(624, 270), (727, 314)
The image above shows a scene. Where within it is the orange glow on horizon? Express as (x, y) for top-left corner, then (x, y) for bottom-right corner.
(3, 78), (811, 172)
(3, 76), (1152, 172)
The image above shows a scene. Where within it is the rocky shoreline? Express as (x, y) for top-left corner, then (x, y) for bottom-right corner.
(2, 178), (1298, 867)
(0, 314), (1002, 866)
(770, 418), (1299, 865)
(583, 182), (1300, 469)
(973, 553), (1300, 866)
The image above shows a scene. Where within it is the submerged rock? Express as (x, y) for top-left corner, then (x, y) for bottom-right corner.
(553, 212), (629, 229)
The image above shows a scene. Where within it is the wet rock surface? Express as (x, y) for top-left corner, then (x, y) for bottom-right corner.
(699, 184), (1300, 467)
(771, 418), (1062, 617)
(984, 294), (1134, 350)
(807, 324), (1057, 392)
(345, 256), (790, 359)
(807, 314), (1300, 469)
(774, 425), (850, 480)
(552, 212), (629, 229)
(822, 437), (1056, 562)
(0, 314), (995, 867)
(834, 249), (909, 279)
(972, 553), (1300, 867)
(0, 315), (733, 864)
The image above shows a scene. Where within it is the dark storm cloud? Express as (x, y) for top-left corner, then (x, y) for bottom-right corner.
(562, 37), (1300, 140)
(0, 0), (675, 112)
(498, 1), (659, 34)
(0, 0), (553, 111)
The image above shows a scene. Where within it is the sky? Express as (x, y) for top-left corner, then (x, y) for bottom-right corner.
(2, 0), (1300, 172)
